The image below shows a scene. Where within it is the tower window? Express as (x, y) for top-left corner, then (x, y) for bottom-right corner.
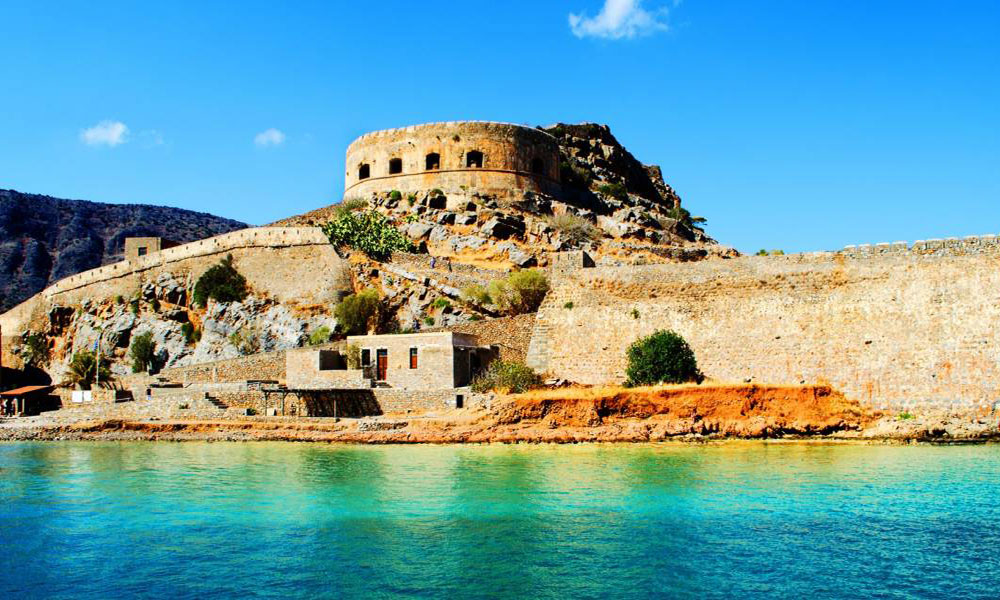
(358, 164), (370, 180)
(466, 151), (484, 168)
(425, 153), (440, 170)
(531, 158), (545, 175)
(389, 158), (402, 174)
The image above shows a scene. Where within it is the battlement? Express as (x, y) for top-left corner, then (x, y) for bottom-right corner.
(839, 235), (1000, 258)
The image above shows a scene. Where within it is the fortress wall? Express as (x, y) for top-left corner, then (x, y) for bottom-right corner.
(0, 227), (349, 337)
(527, 238), (1000, 411)
(344, 121), (561, 198)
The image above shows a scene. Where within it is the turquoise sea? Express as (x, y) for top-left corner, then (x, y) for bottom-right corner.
(1, 442), (999, 599)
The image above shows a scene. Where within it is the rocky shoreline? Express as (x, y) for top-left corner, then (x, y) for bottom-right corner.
(3, 384), (997, 445)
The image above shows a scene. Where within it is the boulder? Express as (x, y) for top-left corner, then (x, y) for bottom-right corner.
(480, 216), (525, 240)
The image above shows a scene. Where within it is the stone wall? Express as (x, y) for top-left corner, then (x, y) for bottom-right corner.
(527, 243), (1000, 411)
(347, 332), (480, 390)
(345, 121), (561, 199)
(286, 348), (369, 389)
(436, 314), (537, 363)
(0, 227), (350, 337)
(158, 351), (287, 384)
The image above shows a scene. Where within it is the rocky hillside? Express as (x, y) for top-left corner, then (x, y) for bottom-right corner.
(0, 189), (247, 311)
(275, 122), (731, 270)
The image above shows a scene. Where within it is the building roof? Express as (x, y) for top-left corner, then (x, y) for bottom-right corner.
(1, 385), (54, 397)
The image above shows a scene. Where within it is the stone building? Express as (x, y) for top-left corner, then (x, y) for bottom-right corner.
(344, 121), (561, 200)
(286, 332), (496, 392)
(124, 237), (178, 261)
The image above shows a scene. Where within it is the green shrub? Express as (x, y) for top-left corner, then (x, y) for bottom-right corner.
(181, 322), (201, 345)
(471, 361), (541, 394)
(407, 193), (416, 206)
(333, 197), (368, 218)
(462, 284), (492, 305)
(756, 249), (769, 256)
(130, 298), (140, 315)
(631, 308), (640, 320)
(229, 327), (261, 356)
(625, 330), (702, 387)
(193, 254), (248, 307)
(389, 190), (402, 201)
(129, 332), (157, 373)
(546, 213), (600, 245)
(308, 326), (333, 346)
(897, 412), (915, 421)
(66, 351), (112, 390)
(432, 298), (451, 310)
(564, 301), (574, 310)
(423, 316), (435, 326)
(334, 289), (380, 335)
(771, 249), (785, 256)
(321, 210), (413, 260)
(662, 206), (707, 230)
(596, 182), (628, 201)
(488, 269), (550, 315)
(21, 332), (50, 367)
(559, 160), (593, 188)
(114, 295), (124, 305)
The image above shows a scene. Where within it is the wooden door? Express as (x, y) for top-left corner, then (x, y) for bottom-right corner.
(376, 349), (388, 381)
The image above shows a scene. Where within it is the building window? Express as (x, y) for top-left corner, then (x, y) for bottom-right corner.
(137, 247), (148, 256)
(409, 347), (418, 369)
(425, 153), (440, 170)
(358, 164), (370, 180)
(361, 349), (371, 367)
(466, 151), (484, 168)
(389, 158), (402, 174)
(531, 158), (545, 175)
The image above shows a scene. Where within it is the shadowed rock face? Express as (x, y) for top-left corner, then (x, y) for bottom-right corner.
(0, 189), (247, 311)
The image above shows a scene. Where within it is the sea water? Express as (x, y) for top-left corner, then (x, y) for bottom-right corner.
(1, 442), (998, 599)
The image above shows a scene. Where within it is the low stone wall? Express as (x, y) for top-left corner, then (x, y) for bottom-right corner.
(52, 393), (225, 420)
(158, 351), (287, 384)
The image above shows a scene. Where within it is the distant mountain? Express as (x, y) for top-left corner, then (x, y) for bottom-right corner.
(0, 189), (247, 312)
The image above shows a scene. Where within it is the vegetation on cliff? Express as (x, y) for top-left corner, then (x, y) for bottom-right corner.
(66, 351), (112, 390)
(129, 332), (157, 373)
(625, 330), (702, 387)
(488, 270), (550, 315)
(193, 254), (249, 307)
(321, 210), (412, 260)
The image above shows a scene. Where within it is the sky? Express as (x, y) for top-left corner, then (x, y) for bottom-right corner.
(1, 0), (998, 253)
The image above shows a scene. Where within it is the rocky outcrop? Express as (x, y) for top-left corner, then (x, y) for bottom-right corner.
(0, 189), (247, 311)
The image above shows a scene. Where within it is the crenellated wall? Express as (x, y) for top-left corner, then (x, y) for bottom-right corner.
(0, 227), (350, 339)
(345, 121), (561, 199)
(527, 238), (1000, 411)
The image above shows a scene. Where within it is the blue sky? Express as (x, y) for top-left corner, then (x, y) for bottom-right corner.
(1, 0), (997, 253)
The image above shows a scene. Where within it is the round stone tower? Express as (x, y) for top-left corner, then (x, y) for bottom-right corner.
(344, 121), (561, 199)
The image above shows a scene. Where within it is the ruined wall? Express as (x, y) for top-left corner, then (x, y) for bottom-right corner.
(345, 121), (561, 198)
(527, 236), (1000, 411)
(437, 314), (537, 363)
(0, 227), (350, 338)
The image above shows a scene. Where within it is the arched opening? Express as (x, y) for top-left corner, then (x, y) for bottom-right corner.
(466, 151), (484, 168)
(389, 158), (403, 175)
(531, 157), (545, 175)
(358, 164), (370, 180)
(425, 153), (440, 170)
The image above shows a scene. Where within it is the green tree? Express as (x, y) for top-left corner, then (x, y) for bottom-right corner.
(129, 332), (157, 373)
(193, 254), (249, 307)
(334, 289), (380, 335)
(624, 330), (702, 387)
(67, 351), (112, 390)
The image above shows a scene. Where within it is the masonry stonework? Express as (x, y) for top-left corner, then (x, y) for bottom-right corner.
(527, 245), (1000, 411)
(345, 121), (561, 199)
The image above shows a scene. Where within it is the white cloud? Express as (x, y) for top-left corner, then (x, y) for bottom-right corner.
(569, 0), (672, 40)
(254, 128), (286, 147)
(80, 120), (129, 147)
